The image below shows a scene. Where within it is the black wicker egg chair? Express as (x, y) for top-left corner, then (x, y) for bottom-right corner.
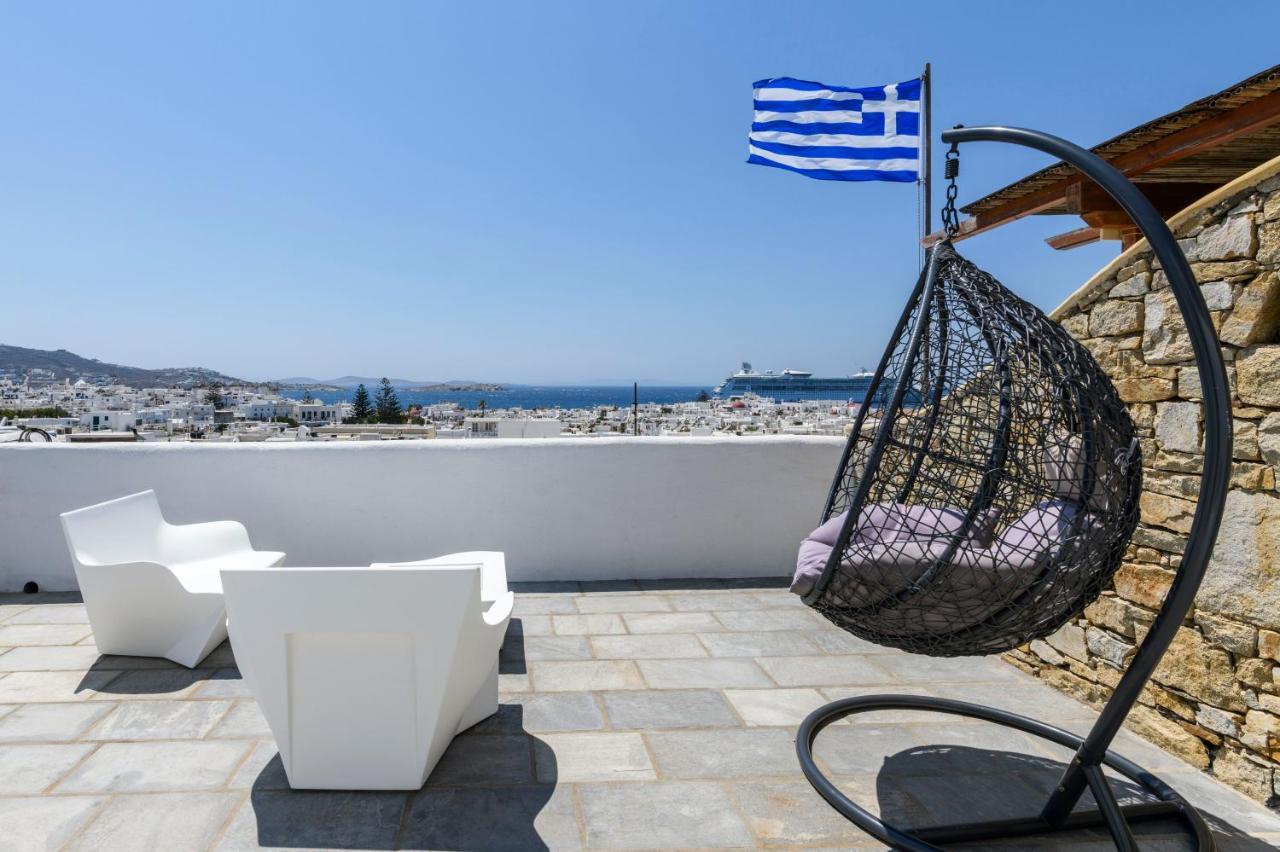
(802, 240), (1141, 657)
(794, 127), (1232, 852)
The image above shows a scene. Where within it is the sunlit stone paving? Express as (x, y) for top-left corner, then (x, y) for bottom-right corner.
(1, 581), (1277, 850)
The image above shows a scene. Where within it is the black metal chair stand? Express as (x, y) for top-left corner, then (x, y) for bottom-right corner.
(796, 126), (1233, 851)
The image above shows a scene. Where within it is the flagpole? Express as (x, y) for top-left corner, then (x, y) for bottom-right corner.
(920, 62), (932, 268)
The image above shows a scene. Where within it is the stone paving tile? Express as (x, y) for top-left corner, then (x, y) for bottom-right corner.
(574, 594), (672, 613)
(3, 604), (89, 624)
(499, 672), (531, 693)
(637, 657), (772, 689)
(621, 611), (723, 634)
(506, 635), (593, 662)
(0, 670), (119, 703)
(228, 740), (289, 791)
(589, 633), (706, 660)
(56, 740), (251, 793)
(0, 795), (106, 852)
(645, 728), (799, 779)
(715, 608), (825, 631)
(512, 595), (578, 615)
(209, 700), (272, 739)
(529, 660), (644, 692)
(697, 629), (823, 657)
(512, 614), (552, 636)
(402, 783), (583, 850)
(550, 613), (627, 636)
(666, 591), (771, 611)
(0, 702), (114, 742)
(807, 629), (905, 655)
(868, 652), (1029, 684)
(725, 687), (826, 727)
(84, 668), (205, 700)
(756, 654), (896, 687)
(426, 733), (535, 786)
(470, 693), (604, 734)
(0, 645), (104, 671)
(535, 732), (655, 782)
(86, 699), (233, 740)
(66, 791), (242, 851)
(578, 781), (754, 848)
(0, 743), (95, 793)
(0, 624), (91, 646)
(1, 581), (1278, 850)
(732, 779), (888, 847)
(602, 689), (740, 730)
(215, 790), (407, 851)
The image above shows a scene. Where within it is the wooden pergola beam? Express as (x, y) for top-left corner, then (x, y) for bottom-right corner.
(923, 87), (1280, 247)
(1045, 226), (1103, 250)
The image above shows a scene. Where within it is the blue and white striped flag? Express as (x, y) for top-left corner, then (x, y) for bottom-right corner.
(748, 77), (921, 182)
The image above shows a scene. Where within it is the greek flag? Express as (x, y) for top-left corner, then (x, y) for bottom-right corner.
(748, 77), (921, 182)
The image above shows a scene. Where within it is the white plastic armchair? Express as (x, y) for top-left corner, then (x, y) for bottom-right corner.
(220, 563), (513, 790)
(59, 490), (284, 668)
(371, 551), (509, 643)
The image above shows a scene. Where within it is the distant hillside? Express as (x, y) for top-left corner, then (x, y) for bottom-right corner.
(0, 344), (243, 387)
(273, 376), (424, 388)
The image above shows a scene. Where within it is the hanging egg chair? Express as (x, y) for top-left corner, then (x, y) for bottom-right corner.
(793, 126), (1233, 852)
(795, 239), (1141, 657)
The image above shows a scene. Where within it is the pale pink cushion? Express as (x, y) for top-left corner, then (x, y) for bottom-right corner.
(790, 503), (1002, 596)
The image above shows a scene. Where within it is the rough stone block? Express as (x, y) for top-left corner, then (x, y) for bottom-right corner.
(1195, 705), (1243, 738)
(1237, 347), (1280, 407)
(1144, 289), (1195, 364)
(1212, 747), (1274, 801)
(1197, 215), (1257, 261)
(1125, 705), (1210, 769)
(1221, 272), (1280, 347)
(1140, 491), (1197, 534)
(1194, 611), (1258, 656)
(1089, 300), (1144, 337)
(1113, 564), (1176, 609)
(1199, 490), (1280, 630)
(1045, 623), (1089, 661)
(1155, 401), (1202, 453)
(1259, 219), (1280, 264)
(1109, 274), (1150, 298)
(1260, 629), (1280, 662)
(1260, 413), (1280, 467)
(1085, 627), (1135, 668)
(1200, 281), (1235, 310)
(1153, 627), (1247, 712)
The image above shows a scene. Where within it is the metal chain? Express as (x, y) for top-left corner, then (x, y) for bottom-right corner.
(940, 129), (962, 239)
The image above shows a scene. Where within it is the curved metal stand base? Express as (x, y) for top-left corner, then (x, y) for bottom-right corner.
(797, 695), (1213, 852)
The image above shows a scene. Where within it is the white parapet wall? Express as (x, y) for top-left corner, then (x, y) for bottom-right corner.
(0, 436), (845, 592)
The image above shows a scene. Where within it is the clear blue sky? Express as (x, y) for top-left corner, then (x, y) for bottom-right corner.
(2, 2), (1277, 384)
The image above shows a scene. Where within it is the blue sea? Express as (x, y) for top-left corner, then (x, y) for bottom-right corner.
(280, 385), (711, 410)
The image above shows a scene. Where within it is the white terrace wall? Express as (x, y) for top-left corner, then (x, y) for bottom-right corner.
(1004, 156), (1280, 807)
(0, 436), (843, 592)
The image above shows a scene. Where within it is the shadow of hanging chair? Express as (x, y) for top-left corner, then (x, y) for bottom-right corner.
(800, 241), (1142, 657)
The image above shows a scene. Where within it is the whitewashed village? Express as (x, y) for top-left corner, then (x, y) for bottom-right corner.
(0, 374), (857, 442)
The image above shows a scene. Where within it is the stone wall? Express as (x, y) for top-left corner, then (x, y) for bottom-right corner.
(1004, 160), (1280, 808)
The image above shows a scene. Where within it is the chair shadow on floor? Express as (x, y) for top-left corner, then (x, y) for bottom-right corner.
(243, 619), (558, 851)
(873, 745), (1273, 851)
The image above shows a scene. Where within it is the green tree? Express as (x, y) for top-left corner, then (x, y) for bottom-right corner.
(696, 389), (710, 403)
(374, 378), (403, 423)
(348, 384), (374, 422)
(204, 384), (227, 408)
(301, 390), (316, 404)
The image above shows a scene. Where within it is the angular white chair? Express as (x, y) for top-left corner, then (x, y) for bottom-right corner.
(372, 551), (508, 604)
(59, 490), (285, 668)
(220, 563), (514, 790)
(371, 551), (509, 646)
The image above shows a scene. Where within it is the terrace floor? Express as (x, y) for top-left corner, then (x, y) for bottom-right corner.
(1, 581), (1278, 851)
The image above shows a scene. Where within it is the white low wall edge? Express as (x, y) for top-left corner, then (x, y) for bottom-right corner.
(0, 437), (845, 592)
